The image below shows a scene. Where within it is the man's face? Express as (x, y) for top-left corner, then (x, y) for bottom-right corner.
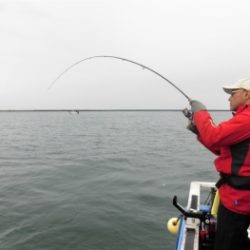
(228, 88), (249, 111)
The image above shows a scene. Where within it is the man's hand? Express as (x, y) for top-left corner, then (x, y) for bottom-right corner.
(186, 121), (198, 134)
(190, 100), (206, 113)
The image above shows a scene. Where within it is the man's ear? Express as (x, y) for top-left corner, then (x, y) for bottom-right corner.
(245, 90), (250, 100)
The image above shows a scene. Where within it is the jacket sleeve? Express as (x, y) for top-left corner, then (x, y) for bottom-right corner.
(193, 110), (250, 149)
(197, 136), (220, 155)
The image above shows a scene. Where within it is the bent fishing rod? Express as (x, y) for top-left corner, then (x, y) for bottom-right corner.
(48, 55), (192, 102)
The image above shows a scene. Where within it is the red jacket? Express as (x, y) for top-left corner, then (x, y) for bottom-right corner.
(193, 105), (250, 215)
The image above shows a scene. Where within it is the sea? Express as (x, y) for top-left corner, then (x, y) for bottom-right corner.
(0, 110), (231, 250)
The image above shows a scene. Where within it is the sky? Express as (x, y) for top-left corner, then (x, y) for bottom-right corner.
(1, 0), (250, 110)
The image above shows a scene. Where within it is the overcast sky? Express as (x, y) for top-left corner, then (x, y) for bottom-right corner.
(1, 0), (250, 110)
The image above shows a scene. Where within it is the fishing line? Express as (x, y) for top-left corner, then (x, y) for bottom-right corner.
(48, 55), (191, 102)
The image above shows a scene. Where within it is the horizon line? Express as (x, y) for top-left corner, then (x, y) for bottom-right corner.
(0, 109), (229, 112)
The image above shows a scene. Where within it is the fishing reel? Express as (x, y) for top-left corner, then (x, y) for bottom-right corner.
(182, 108), (193, 121)
(182, 108), (198, 134)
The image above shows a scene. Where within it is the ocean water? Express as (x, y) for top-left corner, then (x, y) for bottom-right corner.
(0, 111), (231, 250)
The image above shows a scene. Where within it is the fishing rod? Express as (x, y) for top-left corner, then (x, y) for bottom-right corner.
(48, 55), (192, 102)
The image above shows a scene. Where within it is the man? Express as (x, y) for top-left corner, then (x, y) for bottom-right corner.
(185, 78), (250, 250)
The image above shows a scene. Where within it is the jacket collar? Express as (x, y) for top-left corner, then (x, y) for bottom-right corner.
(233, 104), (249, 115)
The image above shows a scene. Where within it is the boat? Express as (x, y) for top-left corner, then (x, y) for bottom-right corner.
(167, 181), (250, 250)
(167, 182), (217, 250)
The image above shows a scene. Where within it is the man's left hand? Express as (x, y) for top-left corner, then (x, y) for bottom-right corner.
(190, 100), (206, 113)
